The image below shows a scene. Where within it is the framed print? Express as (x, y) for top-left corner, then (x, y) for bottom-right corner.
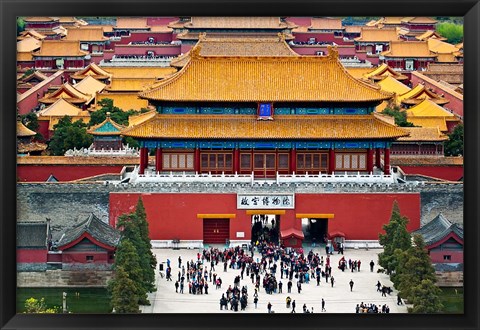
(1, 0), (479, 330)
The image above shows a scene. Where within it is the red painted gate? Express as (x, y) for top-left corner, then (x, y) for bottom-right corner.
(203, 218), (230, 244)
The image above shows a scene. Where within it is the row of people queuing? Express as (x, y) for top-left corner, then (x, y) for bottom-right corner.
(338, 256), (362, 272)
(356, 302), (391, 313)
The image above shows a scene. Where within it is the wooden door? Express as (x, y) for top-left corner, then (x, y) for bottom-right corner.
(203, 218), (230, 244)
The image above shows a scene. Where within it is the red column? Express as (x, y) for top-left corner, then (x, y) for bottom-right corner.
(328, 148), (335, 174)
(384, 148), (390, 175)
(144, 148), (149, 169)
(155, 148), (162, 173)
(139, 147), (146, 174)
(194, 148), (200, 173)
(290, 149), (296, 174)
(367, 148), (373, 174)
(375, 148), (381, 168)
(233, 148), (240, 174)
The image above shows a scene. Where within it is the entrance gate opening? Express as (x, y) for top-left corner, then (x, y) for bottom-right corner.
(251, 214), (280, 245)
(301, 218), (328, 245)
(203, 218), (230, 244)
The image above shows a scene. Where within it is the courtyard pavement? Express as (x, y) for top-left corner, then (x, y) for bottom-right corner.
(140, 245), (408, 314)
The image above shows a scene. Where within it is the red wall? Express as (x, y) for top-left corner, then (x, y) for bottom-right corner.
(410, 73), (464, 118)
(17, 165), (125, 182)
(116, 32), (173, 44)
(430, 251), (463, 264)
(17, 72), (64, 115)
(17, 249), (47, 263)
(109, 192), (420, 241)
(400, 166), (463, 181)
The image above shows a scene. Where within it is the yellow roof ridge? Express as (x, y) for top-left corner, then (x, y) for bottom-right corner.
(17, 121), (37, 137)
(406, 98), (455, 117)
(37, 98), (84, 116)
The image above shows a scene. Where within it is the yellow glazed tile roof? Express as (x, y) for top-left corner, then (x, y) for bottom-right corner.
(309, 17), (343, 30)
(24, 17), (59, 22)
(345, 26), (362, 33)
(390, 155), (463, 166)
(406, 99), (455, 117)
(401, 17), (438, 24)
(150, 25), (174, 33)
(416, 30), (446, 41)
(17, 52), (34, 62)
(140, 49), (392, 103)
(122, 114), (409, 140)
(39, 83), (91, 104)
(38, 98), (86, 117)
(115, 17), (149, 29)
(381, 17), (404, 25)
(170, 35), (298, 67)
(398, 85), (449, 105)
(364, 63), (408, 81)
(107, 78), (158, 92)
(71, 62), (112, 80)
(17, 121), (37, 137)
(436, 53), (458, 63)
(411, 72), (463, 101)
(355, 28), (399, 42)
(103, 66), (177, 79)
(17, 142), (47, 153)
(346, 67), (376, 79)
(17, 155), (141, 165)
(17, 37), (42, 52)
(397, 127), (448, 141)
(407, 117), (448, 131)
(33, 40), (89, 57)
(186, 17), (289, 29)
(377, 76), (411, 96)
(79, 24), (114, 33)
(428, 38), (458, 54)
(73, 76), (107, 98)
(127, 110), (157, 127)
(65, 27), (109, 41)
(381, 41), (434, 58)
(19, 30), (47, 40)
(96, 93), (149, 111)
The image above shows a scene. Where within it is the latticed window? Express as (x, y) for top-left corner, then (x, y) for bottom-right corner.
(163, 153), (194, 170)
(200, 152), (233, 173)
(335, 153), (367, 171)
(297, 152), (328, 172)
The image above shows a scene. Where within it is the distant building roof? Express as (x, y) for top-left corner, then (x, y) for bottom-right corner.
(57, 213), (121, 250)
(396, 127), (448, 142)
(412, 213), (463, 247)
(87, 114), (126, 136)
(309, 17), (343, 30)
(17, 222), (48, 248)
(17, 37), (42, 52)
(96, 93), (149, 111)
(71, 62), (112, 80)
(103, 66), (177, 79)
(406, 99), (455, 118)
(401, 17), (438, 24)
(170, 34), (298, 68)
(33, 40), (89, 57)
(65, 27), (109, 42)
(73, 75), (107, 98)
(37, 98), (89, 117)
(184, 17), (290, 29)
(399, 84), (449, 106)
(376, 76), (411, 96)
(115, 17), (149, 30)
(17, 121), (36, 137)
(355, 27), (399, 42)
(38, 82), (91, 105)
(364, 63), (408, 81)
(381, 41), (435, 58)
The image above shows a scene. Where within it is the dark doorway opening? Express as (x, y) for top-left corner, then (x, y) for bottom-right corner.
(251, 214), (280, 245)
(302, 218), (328, 245)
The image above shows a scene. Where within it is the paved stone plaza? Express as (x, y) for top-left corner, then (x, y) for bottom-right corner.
(140, 246), (408, 314)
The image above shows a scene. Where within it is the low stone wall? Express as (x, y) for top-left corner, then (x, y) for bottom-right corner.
(17, 270), (113, 288)
(436, 271), (464, 287)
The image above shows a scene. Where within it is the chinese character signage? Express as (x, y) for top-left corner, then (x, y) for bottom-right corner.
(258, 103), (273, 117)
(237, 194), (295, 209)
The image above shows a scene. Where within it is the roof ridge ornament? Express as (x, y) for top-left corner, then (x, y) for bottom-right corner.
(190, 44), (202, 59)
(327, 45), (339, 59)
(277, 32), (286, 42)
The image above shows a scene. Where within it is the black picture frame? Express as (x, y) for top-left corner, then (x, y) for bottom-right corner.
(1, 0), (479, 329)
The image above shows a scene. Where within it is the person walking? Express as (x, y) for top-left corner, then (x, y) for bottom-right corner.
(278, 281), (283, 293)
(321, 298), (326, 312)
(370, 260), (375, 272)
(178, 256), (182, 268)
(287, 280), (292, 293)
(297, 281), (302, 294)
(349, 279), (354, 291)
(254, 296), (258, 309)
(397, 294), (403, 305)
(330, 276), (335, 287)
(175, 281), (179, 293)
(291, 300), (296, 313)
(267, 302), (272, 313)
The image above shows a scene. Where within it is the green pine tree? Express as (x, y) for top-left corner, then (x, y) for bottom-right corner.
(396, 234), (438, 302)
(109, 266), (140, 314)
(133, 198), (157, 292)
(444, 123), (463, 156)
(408, 279), (444, 313)
(378, 201), (411, 275)
(48, 116), (93, 155)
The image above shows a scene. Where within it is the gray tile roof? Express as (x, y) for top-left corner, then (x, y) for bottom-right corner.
(17, 222), (48, 248)
(57, 213), (121, 249)
(413, 213), (463, 246)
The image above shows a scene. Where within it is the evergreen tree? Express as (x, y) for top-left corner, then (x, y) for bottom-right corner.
(408, 279), (444, 313)
(396, 234), (438, 302)
(133, 198), (157, 292)
(436, 22), (463, 44)
(109, 266), (140, 314)
(48, 116), (93, 155)
(444, 123), (463, 156)
(382, 106), (414, 127)
(378, 201), (411, 275)
(110, 238), (148, 305)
